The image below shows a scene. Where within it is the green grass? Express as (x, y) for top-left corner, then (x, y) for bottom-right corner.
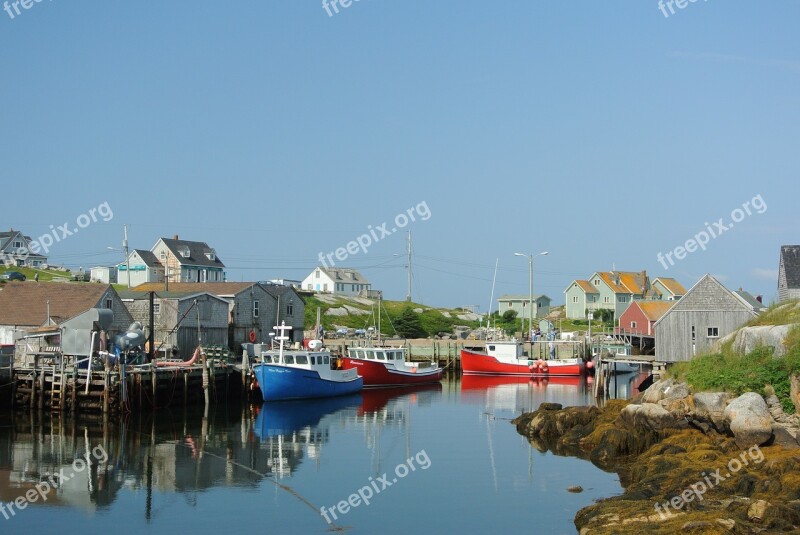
(302, 295), (482, 337)
(0, 265), (72, 282)
(669, 322), (800, 413)
(747, 300), (800, 326)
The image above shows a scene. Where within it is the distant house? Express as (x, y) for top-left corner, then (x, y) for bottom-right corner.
(497, 294), (551, 320)
(302, 267), (371, 296)
(564, 271), (650, 320)
(651, 277), (687, 301)
(129, 282), (305, 345)
(0, 229), (47, 268)
(152, 236), (226, 284)
(734, 289), (767, 313)
(119, 291), (229, 359)
(0, 282), (133, 345)
(117, 249), (164, 287)
(90, 266), (118, 285)
(778, 245), (800, 302)
(268, 279), (302, 289)
(565, 280), (600, 319)
(617, 300), (676, 336)
(654, 274), (758, 363)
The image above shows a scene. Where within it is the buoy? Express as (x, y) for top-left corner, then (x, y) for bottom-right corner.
(249, 330), (257, 343)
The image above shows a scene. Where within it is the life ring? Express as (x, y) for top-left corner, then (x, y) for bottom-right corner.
(249, 330), (257, 343)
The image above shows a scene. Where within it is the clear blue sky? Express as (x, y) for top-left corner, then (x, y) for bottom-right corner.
(2, 1), (798, 308)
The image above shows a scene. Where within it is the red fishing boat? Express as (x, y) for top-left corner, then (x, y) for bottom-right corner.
(342, 346), (444, 387)
(461, 341), (585, 376)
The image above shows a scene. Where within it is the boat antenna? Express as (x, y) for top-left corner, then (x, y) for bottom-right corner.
(487, 258), (499, 339)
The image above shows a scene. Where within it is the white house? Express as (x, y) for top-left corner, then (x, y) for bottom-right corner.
(0, 229), (47, 268)
(117, 249), (164, 287)
(90, 266), (118, 284)
(302, 267), (371, 296)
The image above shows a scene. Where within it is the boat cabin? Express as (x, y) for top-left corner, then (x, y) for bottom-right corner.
(347, 348), (406, 362)
(261, 350), (334, 369)
(484, 342), (524, 360)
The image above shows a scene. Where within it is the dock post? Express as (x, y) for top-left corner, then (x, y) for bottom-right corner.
(151, 365), (157, 409)
(31, 357), (37, 412)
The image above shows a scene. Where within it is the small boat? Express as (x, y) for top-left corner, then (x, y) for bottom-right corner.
(342, 346), (443, 387)
(461, 341), (585, 376)
(253, 322), (363, 401)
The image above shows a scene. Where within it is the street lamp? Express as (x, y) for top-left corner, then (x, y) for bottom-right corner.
(514, 251), (548, 357)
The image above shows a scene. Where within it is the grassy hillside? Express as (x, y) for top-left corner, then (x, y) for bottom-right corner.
(0, 265), (72, 282)
(669, 300), (800, 412)
(302, 294), (482, 338)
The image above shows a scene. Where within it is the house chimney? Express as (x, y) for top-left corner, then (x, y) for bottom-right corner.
(757, 295), (763, 304)
(173, 234), (179, 240)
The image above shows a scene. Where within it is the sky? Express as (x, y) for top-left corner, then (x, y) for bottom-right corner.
(1, 1), (798, 309)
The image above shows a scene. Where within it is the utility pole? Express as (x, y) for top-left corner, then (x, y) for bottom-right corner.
(406, 231), (412, 302)
(123, 225), (131, 288)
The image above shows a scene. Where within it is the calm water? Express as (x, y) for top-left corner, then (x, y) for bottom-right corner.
(0, 374), (644, 534)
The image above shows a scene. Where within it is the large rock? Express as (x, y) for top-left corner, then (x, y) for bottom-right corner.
(641, 378), (675, 404)
(617, 403), (684, 432)
(731, 325), (792, 357)
(723, 392), (774, 448)
(791, 375), (800, 415)
(693, 392), (730, 431)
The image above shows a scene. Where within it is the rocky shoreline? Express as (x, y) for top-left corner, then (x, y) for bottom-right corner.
(512, 379), (800, 534)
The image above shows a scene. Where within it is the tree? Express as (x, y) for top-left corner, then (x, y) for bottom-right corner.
(395, 308), (426, 339)
(502, 310), (518, 322)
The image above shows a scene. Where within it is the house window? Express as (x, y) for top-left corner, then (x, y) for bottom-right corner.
(323, 283), (328, 292)
(287, 304), (293, 316)
(509, 302), (513, 308)
(315, 270), (320, 279)
(594, 279), (600, 285)
(691, 326), (696, 341)
(160, 251), (166, 260)
(105, 299), (113, 309)
(13, 240), (22, 248)
(572, 296), (578, 303)
(253, 300), (259, 318)
(707, 327), (719, 338)
(307, 284), (312, 290)
(630, 321), (637, 329)
(604, 297), (610, 303)
(153, 303), (161, 315)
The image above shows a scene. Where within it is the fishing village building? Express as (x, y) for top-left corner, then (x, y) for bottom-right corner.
(0, 282), (133, 345)
(497, 294), (552, 319)
(778, 245), (800, 303)
(654, 274), (758, 362)
(127, 282), (306, 346)
(151, 236), (226, 284)
(117, 249), (164, 287)
(0, 229), (47, 268)
(302, 267), (371, 296)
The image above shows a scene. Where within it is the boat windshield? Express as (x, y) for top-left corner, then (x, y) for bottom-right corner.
(376, 351), (386, 361)
(284, 355), (295, 364)
(262, 355), (272, 363)
(310, 356), (316, 365)
(366, 351), (375, 360)
(357, 350), (366, 359)
(324, 356), (330, 364)
(296, 355), (308, 365)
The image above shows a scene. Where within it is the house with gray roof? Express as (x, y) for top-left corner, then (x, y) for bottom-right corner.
(778, 245), (800, 303)
(152, 236), (225, 284)
(497, 294), (551, 320)
(302, 267), (371, 296)
(117, 249), (164, 287)
(734, 289), (767, 313)
(0, 229), (47, 268)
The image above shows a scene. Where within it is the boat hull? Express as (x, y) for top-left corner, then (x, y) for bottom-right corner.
(254, 364), (363, 401)
(342, 358), (443, 387)
(461, 348), (585, 376)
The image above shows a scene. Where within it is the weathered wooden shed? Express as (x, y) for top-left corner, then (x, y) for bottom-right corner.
(654, 274), (758, 363)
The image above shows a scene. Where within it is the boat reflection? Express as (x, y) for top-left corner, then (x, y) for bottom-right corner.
(460, 375), (594, 413)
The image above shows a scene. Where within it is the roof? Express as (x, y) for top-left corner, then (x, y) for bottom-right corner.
(320, 267), (370, 285)
(158, 238), (225, 268)
(654, 274), (758, 326)
(131, 282), (255, 296)
(593, 272), (631, 294)
(498, 294), (552, 302)
(780, 245), (800, 289)
(735, 290), (765, 311)
(132, 249), (161, 267)
(571, 280), (599, 294)
(118, 289), (228, 302)
(653, 277), (687, 296)
(635, 301), (676, 322)
(0, 282), (113, 326)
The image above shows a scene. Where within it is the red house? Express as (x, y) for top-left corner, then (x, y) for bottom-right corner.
(616, 301), (675, 336)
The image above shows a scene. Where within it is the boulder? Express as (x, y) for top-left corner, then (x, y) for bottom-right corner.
(663, 382), (690, 400)
(723, 392), (774, 448)
(747, 499), (770, 523)
(732, 325), (792, 357)
(324, 307), (348, 316)
(618, 403), (684, 432)
(641, 378), (675, 404)
(693, 392), (730, 431)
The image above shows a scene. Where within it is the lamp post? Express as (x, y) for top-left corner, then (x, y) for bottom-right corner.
(514, 251), (548, 357)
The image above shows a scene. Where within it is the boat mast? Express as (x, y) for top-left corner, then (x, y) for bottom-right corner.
(377, 292), (382, 345)
(487, 258), (499, 340)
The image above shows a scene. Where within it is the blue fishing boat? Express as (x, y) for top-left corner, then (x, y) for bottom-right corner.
(253, 322), (363, 401)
